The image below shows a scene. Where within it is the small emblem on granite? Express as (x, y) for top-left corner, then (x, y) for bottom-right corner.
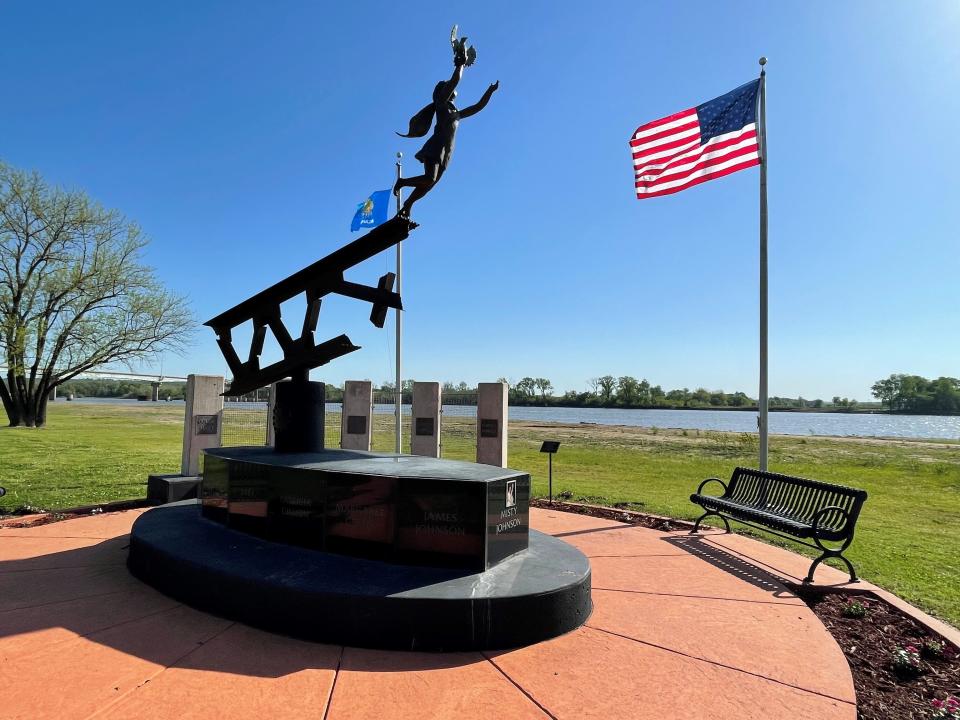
(506, 480), (516, 508)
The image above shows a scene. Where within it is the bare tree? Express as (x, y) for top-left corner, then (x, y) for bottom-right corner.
(0, 163), (193, 427)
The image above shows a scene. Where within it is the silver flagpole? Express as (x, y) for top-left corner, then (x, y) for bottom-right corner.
(758, 57), (769, 470)
(395, 153), (403, 455)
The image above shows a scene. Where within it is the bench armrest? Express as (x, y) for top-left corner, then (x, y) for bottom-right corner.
(810, 505), (850, 536)
(695, 477), (728, 496)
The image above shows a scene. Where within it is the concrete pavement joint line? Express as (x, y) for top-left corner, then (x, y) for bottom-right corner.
(585, 625), (855, 706)
(321, 645), (345, 720)
(0, 562), (127, 574)
(2, 602), (185, 663)
(588, 553), (701, 559)
(481, 653), (558, 720)
(592, 587), (802, 606)
(80, 621), (237, 720)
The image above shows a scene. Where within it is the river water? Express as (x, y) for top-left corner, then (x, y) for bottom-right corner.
(69, 397), (960, 440)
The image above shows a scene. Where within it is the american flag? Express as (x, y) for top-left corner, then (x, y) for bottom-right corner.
(631, 79), (761, 199)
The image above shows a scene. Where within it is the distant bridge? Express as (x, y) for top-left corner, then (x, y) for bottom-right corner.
(0, 367), (188, 401)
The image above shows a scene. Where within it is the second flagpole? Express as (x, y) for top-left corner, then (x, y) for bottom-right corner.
(395, 152), (403, 455)
(758, 57), (769, 471)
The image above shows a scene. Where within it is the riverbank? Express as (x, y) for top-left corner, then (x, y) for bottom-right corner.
(2, 403), (958, 628)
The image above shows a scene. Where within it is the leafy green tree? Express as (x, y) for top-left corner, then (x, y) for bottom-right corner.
(0, 163), (193, 427)
(533, 377), (553, 400)
(597, 375), (615, 403)
(515, 377), (536, 399)
(616, 376), (639, 405)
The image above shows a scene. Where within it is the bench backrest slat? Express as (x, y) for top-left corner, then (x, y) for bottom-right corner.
(729, 467), (868, 534)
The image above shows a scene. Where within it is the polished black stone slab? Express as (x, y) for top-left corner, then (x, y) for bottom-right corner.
(201, 447), (530, 571)
(128, 502), (592, 651)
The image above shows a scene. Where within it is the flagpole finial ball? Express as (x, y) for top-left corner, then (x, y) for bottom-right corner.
(759, 56), (767, 66)
(396, 152), (403, 159)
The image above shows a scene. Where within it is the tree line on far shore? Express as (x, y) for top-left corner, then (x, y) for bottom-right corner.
(871, 374), (960, 414)
(57, 373), (960, 417)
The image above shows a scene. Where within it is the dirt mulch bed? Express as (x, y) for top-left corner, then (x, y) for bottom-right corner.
(802, 593), (959, 719)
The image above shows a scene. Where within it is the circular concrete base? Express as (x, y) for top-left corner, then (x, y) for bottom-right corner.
(128, 502), (592, 651)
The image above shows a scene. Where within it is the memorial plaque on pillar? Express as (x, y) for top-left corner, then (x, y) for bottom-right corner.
(480, 419), (498, 438)
(346, 415), (367, 435)
(196, 414), (219, 435)
(415, 417), (434, 436)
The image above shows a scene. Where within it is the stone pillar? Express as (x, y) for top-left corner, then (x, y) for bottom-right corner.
(340, 380), (373, 451)
(266, 382), (278, 447)
(48, 385), (57, 402)
(410, 381), (441, 457)
(477, 382), (508, 467)
(181, 374), (224, 476)
(180, 375), (223, 475)
(151, 381), (161, 402)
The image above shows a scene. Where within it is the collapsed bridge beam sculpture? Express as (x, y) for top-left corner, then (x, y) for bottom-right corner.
(204, 216), (418, 397)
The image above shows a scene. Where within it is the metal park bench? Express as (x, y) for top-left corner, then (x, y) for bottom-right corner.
(689, 467), (868, 583)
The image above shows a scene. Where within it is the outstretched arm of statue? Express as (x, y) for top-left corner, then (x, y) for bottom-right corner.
(438, 64), (465, 103)
(458, 80), (499, 119)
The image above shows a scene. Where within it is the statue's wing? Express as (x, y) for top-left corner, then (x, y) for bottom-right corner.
(450, 25), (458, 47)
(466, 46), (477, 66)
(396, 103), (435, 138)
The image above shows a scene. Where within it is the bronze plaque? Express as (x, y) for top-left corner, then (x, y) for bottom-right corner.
(195, 414), (218, 435)
(415, 417), (435, 436)
(480, 418), (498, 438)
(346, 415), (367, 435)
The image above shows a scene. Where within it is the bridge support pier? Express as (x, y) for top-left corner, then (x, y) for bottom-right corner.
(151, 382), (161, 402)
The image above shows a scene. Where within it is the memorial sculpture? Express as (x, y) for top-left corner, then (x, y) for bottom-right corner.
(394, 26), (499, 217)
(128, 27), (590, 651)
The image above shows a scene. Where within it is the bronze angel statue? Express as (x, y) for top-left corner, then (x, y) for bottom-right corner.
(393, 26), (499, 217)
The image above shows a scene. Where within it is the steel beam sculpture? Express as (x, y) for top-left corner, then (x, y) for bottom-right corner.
(205, 216), (417, 397)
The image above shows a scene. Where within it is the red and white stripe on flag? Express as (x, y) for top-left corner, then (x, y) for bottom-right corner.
(631, 107), (759, 199)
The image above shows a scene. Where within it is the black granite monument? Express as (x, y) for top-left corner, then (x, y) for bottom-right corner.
(127, 27), (590, 651)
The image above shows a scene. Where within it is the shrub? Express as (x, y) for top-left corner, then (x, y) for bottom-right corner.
(841, 599), (868, 618)
(891, 645), (923, 678)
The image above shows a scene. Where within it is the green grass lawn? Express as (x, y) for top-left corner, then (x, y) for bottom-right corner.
(2, 403), (959, 627)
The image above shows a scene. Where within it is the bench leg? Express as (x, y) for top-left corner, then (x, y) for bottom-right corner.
(690, 511), (730, 535)
(804, 537), (858, 584)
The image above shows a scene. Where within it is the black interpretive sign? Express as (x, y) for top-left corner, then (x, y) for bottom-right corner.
(195, 414), (219, 435)
(346, 415), (368, 435)
(415, 417), (435, 436)
(480, 419), (499, 438)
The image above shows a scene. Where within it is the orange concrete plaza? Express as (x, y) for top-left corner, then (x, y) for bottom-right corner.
(0, 507), (858, 719)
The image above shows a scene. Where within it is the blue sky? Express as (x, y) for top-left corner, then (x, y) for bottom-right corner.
(2, 1), (958, 400)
